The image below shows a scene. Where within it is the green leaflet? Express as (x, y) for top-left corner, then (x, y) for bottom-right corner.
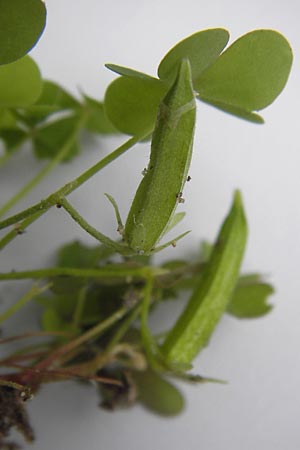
(228, 277), (274, 318)
(124, 59), (196, 254)
(104, 75), (167, 135)
(0, 0), (46, 65)
(196, 30), (293, 114)
(198, 97), (264, 124)
(158, 28), (229, 84)
(0, 56), (42, 107)
(161, 190), (248, 365)
(164, 212), (186, 235)
(105, 64), (154, 80)
(134, 369), (185, 416)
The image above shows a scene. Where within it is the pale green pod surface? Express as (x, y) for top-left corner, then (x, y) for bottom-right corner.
(161, 190), (248, 365)
(124, 59), (196, 254)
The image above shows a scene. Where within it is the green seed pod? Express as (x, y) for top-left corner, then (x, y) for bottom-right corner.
(124, 59), (196, 254)
(161, 190), (248, 365)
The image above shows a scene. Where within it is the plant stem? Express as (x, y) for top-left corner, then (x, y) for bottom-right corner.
(0, 130), (151, 232)
(72, 286), (87, 330)
(0, 114), (87, 219)
(59, 197), (132, 254)
(0, 266), (152, 281)
(0, 282), (51, 325)
(106, 303), (142, 351)
(140, 275), (160, 368)
(0, 210), (45, 251)
(0, 331), (72, 345)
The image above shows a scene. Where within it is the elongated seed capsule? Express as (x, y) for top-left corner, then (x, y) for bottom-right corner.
(124, 59), (196, 254)
(161, 190), (248, 365)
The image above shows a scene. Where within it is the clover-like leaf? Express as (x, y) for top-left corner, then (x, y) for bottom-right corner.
(0, 56), (42, 107)
(104, 76), (167, 135)
(158, 28), (229, 84)
(227, 278), (274, 318)
(0, 0), (46, 65)
(196, 30), (293, 116)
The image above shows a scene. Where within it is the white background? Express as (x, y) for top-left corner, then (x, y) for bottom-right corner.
(1, 0), (300, 448)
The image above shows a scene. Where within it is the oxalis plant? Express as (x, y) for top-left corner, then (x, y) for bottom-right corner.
(0, 1), (294, 448)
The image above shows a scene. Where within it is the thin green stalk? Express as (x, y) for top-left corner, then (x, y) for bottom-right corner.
(0, 210), (45, 251)
(140, 275), (160, 369)
(0, 266), (150, 281)
(0, 130), (152, 232)
(59, 197), (132, 255)
(0, 114), (87, 218)
(72, 286), (88, 330)
(0, 282), (51, 325)
(106, 303), (142, 352)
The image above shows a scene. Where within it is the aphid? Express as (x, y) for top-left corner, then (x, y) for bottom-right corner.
(176, 192), (185, 203)
(14, 223), (25, 235)
(161, 190), (247, 365)
(20, 387), (33, 402)
(187, 175), (191, 182)
(124, 59), (196, 254)
(117, 225), (124, 236)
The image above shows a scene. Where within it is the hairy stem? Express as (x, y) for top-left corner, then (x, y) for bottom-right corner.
(59, 196), (132, 254)
(0, 210), (45, 251)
